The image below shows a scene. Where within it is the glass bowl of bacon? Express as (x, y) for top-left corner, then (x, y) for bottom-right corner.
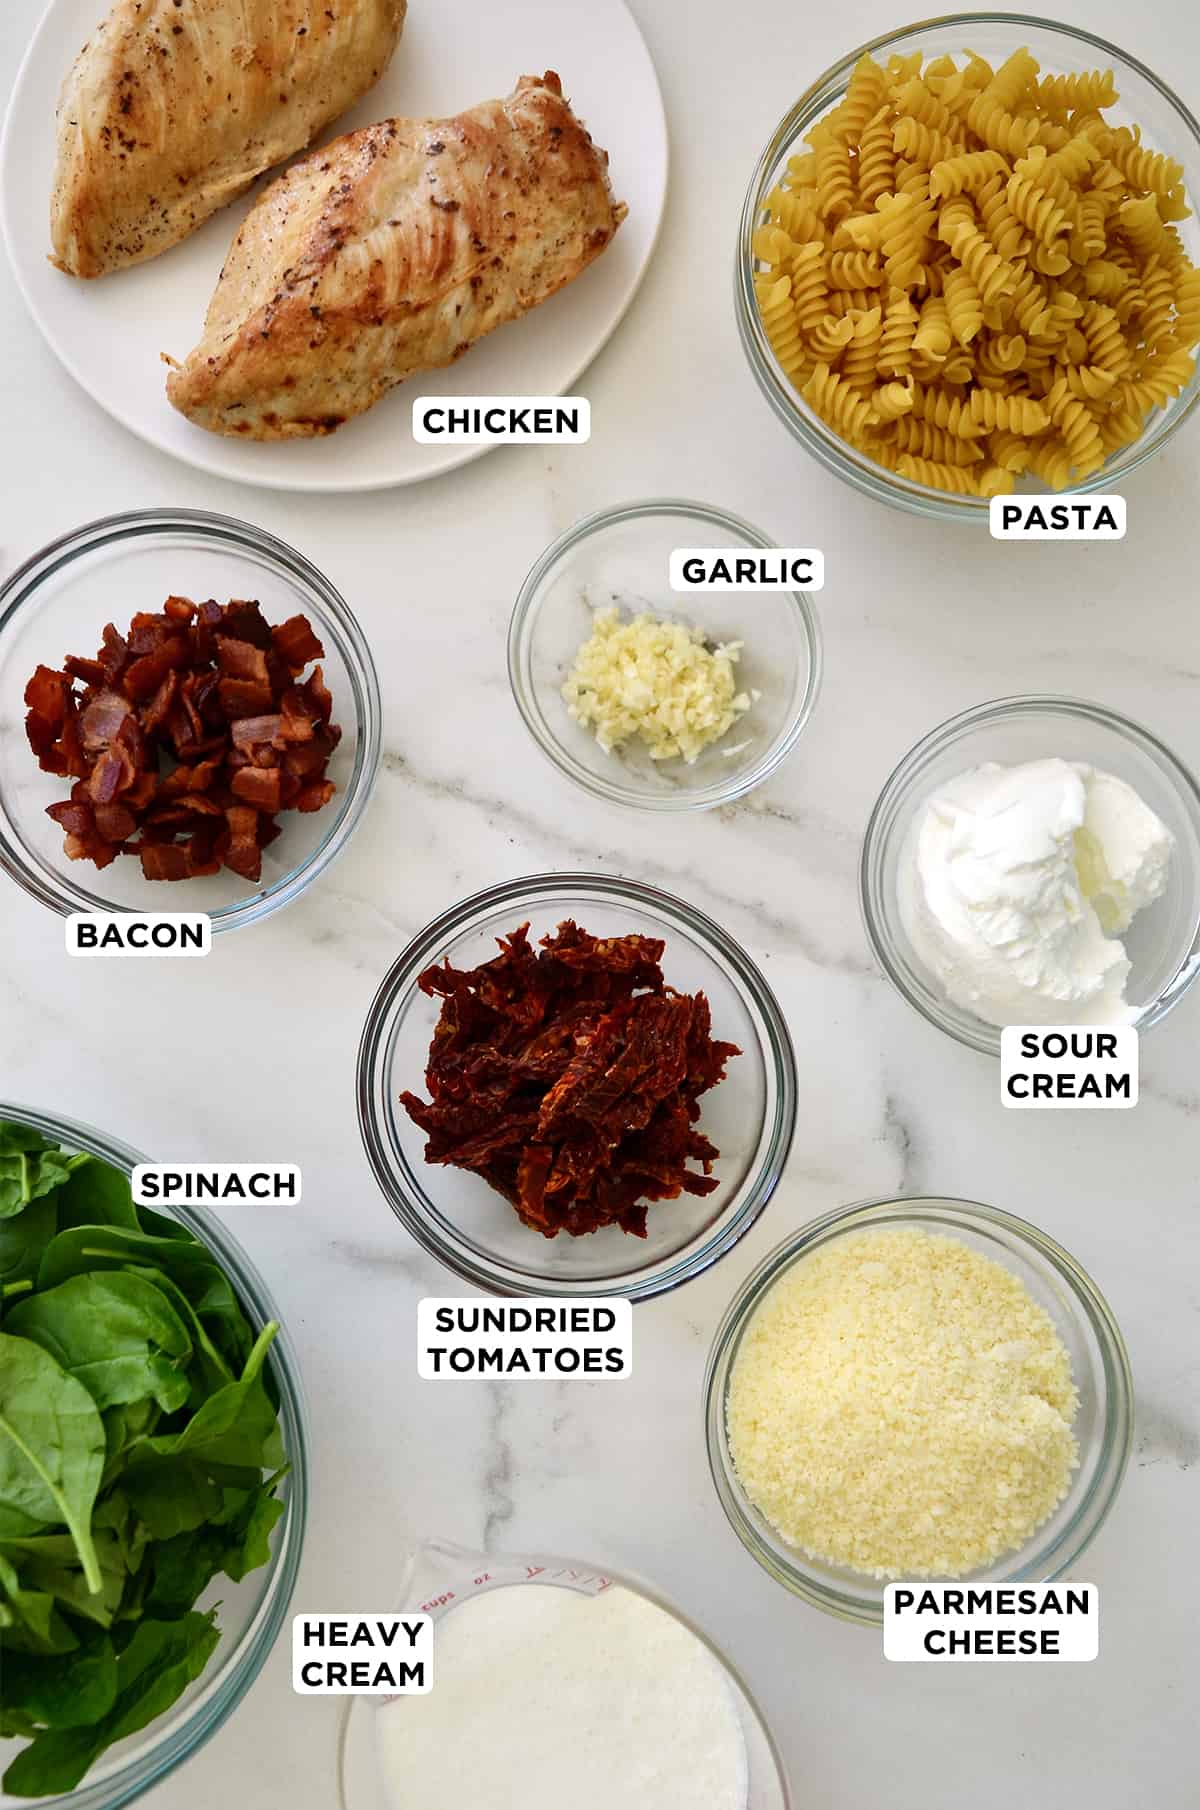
(0, 509), (381, 932)
(357, 872), (798, 1301)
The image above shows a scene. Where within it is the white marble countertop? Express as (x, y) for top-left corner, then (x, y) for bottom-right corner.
(2, 0), (1198, 1804)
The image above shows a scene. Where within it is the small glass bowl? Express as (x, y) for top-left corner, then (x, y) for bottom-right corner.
(0, 509), (382, 932)
(736, 15), (1200, 522)
(704, 1196), (1133, 1626)
(357, 871), (797, 1300)
(0, 1101), (308, 1810)
(507, 500), (821, 810)
(338, 1539), (791, 1810)
(860, 695), (1200, 1054)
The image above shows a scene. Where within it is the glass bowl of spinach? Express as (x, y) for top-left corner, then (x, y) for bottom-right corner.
(0, 1104), (308, 1806)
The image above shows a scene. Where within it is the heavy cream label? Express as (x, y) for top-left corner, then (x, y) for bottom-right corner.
(292, 1615), (431, 1694)
(1000, 1026), (1138, 1107)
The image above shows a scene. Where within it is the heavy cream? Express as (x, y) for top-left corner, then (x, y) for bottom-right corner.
(899, 758), (1173, 1027)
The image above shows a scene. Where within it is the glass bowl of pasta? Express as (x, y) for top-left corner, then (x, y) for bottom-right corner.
(736, 16), (1200, 520)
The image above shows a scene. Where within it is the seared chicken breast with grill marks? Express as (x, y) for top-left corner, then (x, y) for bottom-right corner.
(52, 0), (407, 278)
(165, 72), (626, 439)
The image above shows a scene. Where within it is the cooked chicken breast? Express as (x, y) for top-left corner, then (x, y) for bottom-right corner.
(165, 72), (626, 439)
(51, 0), (406, 278)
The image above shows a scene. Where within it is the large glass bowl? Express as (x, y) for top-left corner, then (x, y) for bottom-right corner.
(357, 872), (797, 1300)
(736, 15), (1200, 522)
(337, 1538), (791, 1810)
(507, 501), (821, 811)
(0, 1101), (308, 1810)
(705, 1197), (1133, 1626)
(0, 510), (382, 932)
(860, 695), (1200, 1054)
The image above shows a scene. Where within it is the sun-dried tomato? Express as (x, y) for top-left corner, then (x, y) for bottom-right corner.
(399, 921), (740, 1239)
(25, 596), (341, 882)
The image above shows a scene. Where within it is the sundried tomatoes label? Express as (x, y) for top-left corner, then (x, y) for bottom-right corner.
(418, 1299), (633, 1380)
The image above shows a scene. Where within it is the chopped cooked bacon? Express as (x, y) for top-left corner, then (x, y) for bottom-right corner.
(272, 614), (325, 670)
(80, 690), (133, 752)
(26, 595), (339, 881)
(223, 805), (263, 881)
(400, 922), (740, 1241)
(25, 665), (70, 724)
(231, 766), (283, 811)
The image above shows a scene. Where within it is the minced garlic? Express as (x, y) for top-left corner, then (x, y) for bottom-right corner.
(562, 607), (751, 764)
(727, 1226), (1079, 1580)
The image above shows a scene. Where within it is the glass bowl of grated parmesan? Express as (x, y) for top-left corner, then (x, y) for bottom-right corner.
(507, 500), (821, 811)
(704, 1196), (1133, 1624)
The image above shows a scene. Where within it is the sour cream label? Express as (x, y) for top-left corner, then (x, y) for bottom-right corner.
(1000, 1026), (1138, 1108)
(292, 1614), (431, 1695)
(884, 1583), (1098, 1661)
(669, 548), (823, 590)
(66, 913), (211, 957)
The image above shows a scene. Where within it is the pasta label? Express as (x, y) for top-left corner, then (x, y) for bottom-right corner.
(989, 495), (1126, 537)
(669, 548), (824, 589)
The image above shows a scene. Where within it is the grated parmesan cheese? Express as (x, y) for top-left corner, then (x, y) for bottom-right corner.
(562, 607), (751, 764)
(727, 1226), (1079, 1580)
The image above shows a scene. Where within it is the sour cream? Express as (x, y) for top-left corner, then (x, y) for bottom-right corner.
(899, 758), (1173, 1027)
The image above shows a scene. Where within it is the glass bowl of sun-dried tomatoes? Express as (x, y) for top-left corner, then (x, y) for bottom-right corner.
(357, 872), (798, 1300)
(0, 509), (381, 932)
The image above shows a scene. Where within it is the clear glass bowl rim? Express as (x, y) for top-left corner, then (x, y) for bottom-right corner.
(0, 507), (383, 932)
(336, 1536), (794, 1810)
(356, 869), (798, 1300)
(703, 1194), (1134, 1626)
(734, 11), (1200, 523)
(859, 692), (1200, 1054)
(0, 1098), (310, 1810)
(506, 498), (823, 811)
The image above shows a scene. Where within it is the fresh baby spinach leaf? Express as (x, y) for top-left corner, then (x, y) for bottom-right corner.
(2, 1611), (220, 1797)
(0, 1630), (118, 1728)
(0, 1335), (104, 1594)
(54, 1159), (140, 1233)
(0, 1198), (59, 1304)
(7, 1273), (193, 1414)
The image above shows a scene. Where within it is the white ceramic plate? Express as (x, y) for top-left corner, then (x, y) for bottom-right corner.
(2, 0), (667, 492)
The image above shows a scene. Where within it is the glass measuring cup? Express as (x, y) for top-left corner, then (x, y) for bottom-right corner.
(337, 1538), (791, 1810)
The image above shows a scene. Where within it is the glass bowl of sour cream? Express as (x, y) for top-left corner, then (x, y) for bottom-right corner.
(860, 695), (1200, 1055)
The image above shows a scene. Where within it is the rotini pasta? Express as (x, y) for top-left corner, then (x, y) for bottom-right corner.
(751, 42), (1200, 493)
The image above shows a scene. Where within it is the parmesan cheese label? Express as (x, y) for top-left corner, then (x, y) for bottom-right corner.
(884, 1583), (1098, 1661)
(1000, 1027), (1138, 1108)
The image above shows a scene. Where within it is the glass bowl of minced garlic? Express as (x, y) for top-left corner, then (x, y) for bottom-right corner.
(508, 500), (821, 810)
(737, 17), (1200, 521)
(705, 1195), (1133, 1623)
